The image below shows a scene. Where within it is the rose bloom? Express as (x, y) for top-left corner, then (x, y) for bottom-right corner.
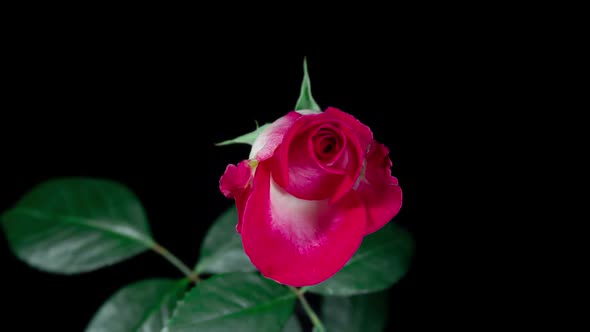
(220, 107), (402, 286)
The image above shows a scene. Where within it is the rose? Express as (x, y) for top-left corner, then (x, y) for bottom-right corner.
(220, 107), (402, 286)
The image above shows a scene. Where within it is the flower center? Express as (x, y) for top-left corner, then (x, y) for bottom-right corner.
(313, 129), (341, 162)
(321, 138), (335, 154)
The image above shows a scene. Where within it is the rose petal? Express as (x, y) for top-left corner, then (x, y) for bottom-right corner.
(250, 111), (301, 161)
(274, 114), (364, 202)
(325, 107), (373, 149)
(278, 125), (346, 200)
(327, 125), (363, 204)
(241, 161), (367, 286)
(219, 160), (254, 233)
(309, 124), (347, 172)
(356, 142), (403, 234)
(219, 161), (252, 198)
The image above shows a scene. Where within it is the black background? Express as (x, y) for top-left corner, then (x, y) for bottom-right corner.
(0, 51), (488, 331)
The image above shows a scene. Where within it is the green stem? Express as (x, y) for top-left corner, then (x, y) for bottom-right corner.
(289, 286), (326, 332)
(153, 243), (200, 283)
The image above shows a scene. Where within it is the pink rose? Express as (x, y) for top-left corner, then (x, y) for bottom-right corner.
(219, 107), (402, 286)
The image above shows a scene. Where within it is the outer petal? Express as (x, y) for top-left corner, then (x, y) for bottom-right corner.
(219, 160), (254, 233)
(241, 161), (367, 286)
(356, 142), (402, 235)
(219, 160), (252, 198)
(250, 111), (301, 161)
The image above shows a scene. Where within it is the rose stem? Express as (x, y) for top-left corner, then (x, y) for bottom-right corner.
(289, 286), (326, 332)
(153, 243), (200, 283)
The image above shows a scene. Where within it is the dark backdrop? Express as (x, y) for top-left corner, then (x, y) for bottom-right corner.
(0, 52), (475, 331)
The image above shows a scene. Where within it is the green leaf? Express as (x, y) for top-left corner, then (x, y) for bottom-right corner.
(85, 278), (188, 332)
(282, 315), (303, 332)
(215, 122), (272, 146)
(295, 57), (321, 112)
(164, 273), (296, 332)
(308, 223), (414, 296)
(0, 177), (154, 274)
(194, 206), (255, 274)
(321, 291), (389, 332)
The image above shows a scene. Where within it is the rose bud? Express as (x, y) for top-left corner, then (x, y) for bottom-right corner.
(220, 107), (402, 286)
